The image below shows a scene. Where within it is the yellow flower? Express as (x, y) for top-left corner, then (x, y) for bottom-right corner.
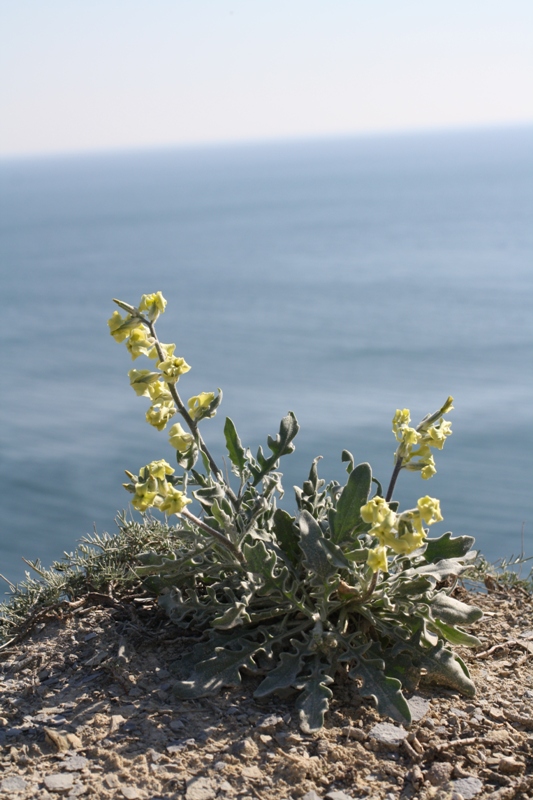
(188, 392), (216, 421)
(360, 496), (392, 526)
(147, 380), (173, 404)
(125, 326), (155, 360)
(158, 356), (191, 383)
(145, 459), (175, 481)
(107, 311), (139, 343)
(159, 486), (192, 516)
(424, 420), (452, 450)
(420, 459), (437, 480)
(148, 342), (176, 362)
(401, 426), (420, 446)
(139, 291), (167, 321)
(131, 476), (158, 512)
(386, 528), (426, 555)
(145, 402), (176, 431)
(168, 422), (195, 453)
(128, 369), (161, 397)
(392, 408), (411, 441)
(367, 545), (388, 573)
(416, 496), (443, 526)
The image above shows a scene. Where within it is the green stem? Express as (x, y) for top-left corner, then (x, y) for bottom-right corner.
(144, 318), (238, 505)
(181, 508), (244, 563)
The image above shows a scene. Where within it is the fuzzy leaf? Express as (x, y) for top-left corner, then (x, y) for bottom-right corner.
(430, 592), (483, 626)
(424, 532), (476, 563)
(298, 511), (336, 586)
(332, 462), (372, 543)
(224, 417), (246, 475)
(419, 639), (476, 697)
(243, 539), (293, 598)
(347, 645), (411, 724)
(254, 640), (308, 698)
(250, 412), (299, 485)
(212, 603), (251, 629)
(381, 652), (421, 692)
(296, 657), (334, 733)
(409, 558), (471, 581)
(430, 619), (481, 647)
(174, 634), (266, 698)
(341, 450), (355, 474)
(273, 509), (300, 566)
(317, 536), (353, 570)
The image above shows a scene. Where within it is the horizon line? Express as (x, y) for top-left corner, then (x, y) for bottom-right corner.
(1, 119), (532, 163)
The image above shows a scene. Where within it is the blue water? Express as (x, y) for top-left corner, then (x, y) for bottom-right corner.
(1, 126), (532, 586)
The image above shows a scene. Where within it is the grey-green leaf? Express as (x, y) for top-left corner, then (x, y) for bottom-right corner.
(296, 658), (334, 733)
(333, 462), (372, 543)
(341, 449), (355, 474)
(424, 532), (476, 563)
(273, 508), (300, 566)
(430, 619), (481, 647)
(298, 510), (336, 585)
(348, 651), (411, 724)
(430, 592), (483, 626)
(410, 558), (471, 581)
(173, 636), (264, 699)
(224, 417), (246, 474)
(254, 641), (307, 698)
(420, 640), (476, 697)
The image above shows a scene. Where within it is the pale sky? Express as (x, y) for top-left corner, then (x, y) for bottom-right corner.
(1, 0), (532, 157)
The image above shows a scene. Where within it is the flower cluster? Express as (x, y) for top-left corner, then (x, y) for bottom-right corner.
(109, 293), (224, 515)
(392, 396), (453, 479)
(108, 293), (217, 436)
(123, 459), (191, 516)
(361, 494), (443, 572)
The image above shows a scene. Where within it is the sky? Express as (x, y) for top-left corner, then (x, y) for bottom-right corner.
(0, 0), (532, 157)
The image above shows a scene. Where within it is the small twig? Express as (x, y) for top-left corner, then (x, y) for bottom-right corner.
(476, 640), (533, 659)
(430, 735), (479, 754)
(385, 457), (403, 502)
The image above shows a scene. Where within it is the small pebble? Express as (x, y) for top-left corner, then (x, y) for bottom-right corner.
(185, 776), (217, 800)
(426, 761), (453, 786)
(121, 788), (143, 800)
(368, 722), (408, 748)
(1, 776), (28, 793)
(44, 773), (75, 793)
(62, 756), (90, 771)
(408, 694), (430, 721)
(451, 776), (483, 799)
(498, 756), (524, 775)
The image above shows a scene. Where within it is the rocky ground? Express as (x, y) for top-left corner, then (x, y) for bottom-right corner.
(1, 584), (532, 800)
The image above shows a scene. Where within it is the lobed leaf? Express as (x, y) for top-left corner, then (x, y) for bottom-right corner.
(273, 508), (300, 566)
(296, 657), (334, 733)
(173, 635), (265, 699)
(419, 639), (476, 697)
(224, 417), (247, 475)
(346, 643), (412, 724)
(424, 532), (476, 563)
(250, 412), (299, 486)
(254, 639), (308, 698)
(298, 511), (336, 587)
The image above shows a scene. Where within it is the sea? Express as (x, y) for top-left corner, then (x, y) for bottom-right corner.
(1, 126), (532, 587)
